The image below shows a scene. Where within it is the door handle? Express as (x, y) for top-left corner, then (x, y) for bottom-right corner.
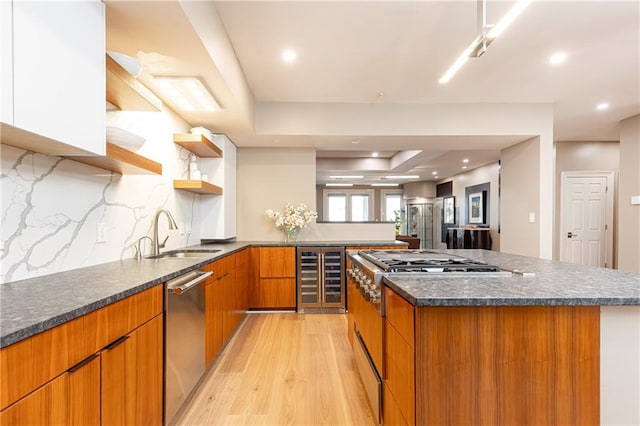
(567, 232), (578, 238)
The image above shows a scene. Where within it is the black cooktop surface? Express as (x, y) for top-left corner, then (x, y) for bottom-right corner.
(358, 250), (501, 273)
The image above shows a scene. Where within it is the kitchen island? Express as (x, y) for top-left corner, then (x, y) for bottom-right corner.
(380, 250), (639, 426)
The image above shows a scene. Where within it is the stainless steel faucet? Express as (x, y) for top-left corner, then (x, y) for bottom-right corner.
(135, 235), (153, 260)
(153, 209), (178, 256)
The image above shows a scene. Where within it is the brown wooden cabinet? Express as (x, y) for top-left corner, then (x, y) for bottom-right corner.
(382, 286), (600, 426)
(252, 247), (296, 309)
(204, 249), (251, 367)
(101, 315), (163, 426)
(0, 287), (163, 426)
(383, 287), (415, 425)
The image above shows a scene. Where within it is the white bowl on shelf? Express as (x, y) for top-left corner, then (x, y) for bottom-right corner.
(106, 126), (146, 151)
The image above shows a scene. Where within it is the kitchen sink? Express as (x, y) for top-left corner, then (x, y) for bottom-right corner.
(147, 249), (221, 259)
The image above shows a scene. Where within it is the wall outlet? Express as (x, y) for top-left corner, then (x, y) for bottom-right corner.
(178, 222), (186, 235)
(528, 212), (536, 223)
(185, 223), (192, 234)
(632, 195), (640, 205)
(97, 222), (107, 243)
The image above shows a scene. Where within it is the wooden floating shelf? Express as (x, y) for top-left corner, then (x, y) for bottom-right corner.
(67, 142), (162, 175)
(106, 54), (162, 112)
(173, 180), (223, 195)
(173, 133), (223, 158)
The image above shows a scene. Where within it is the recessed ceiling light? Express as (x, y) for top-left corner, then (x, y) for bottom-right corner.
(282, 48), (297, 63)
(385, 175), (420, 179)
(549, 52), (567, 65)
(326, 183), (353, 187)
(371, 183), (399, 187)
(330, 175), (363, 179)
(351, 140), (361, 144)
(372, 152), (379, 157)
(463, 158), (469, 163)
(434, 176), (439, 179)
(596, 102), (610, 110)
(432, 171), (438, 175)
(462, 166), (468, 170)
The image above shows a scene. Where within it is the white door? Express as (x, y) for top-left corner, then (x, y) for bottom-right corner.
(560, 172), (614, 267)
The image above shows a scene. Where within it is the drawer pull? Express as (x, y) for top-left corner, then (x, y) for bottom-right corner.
(104, 335), (130, 351)
(68, 353), (100, 373)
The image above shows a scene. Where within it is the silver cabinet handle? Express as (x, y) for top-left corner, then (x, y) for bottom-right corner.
(168, 270), (212, 294)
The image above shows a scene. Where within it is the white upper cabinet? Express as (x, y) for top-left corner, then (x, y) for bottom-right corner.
(200, 135), (237, 240)
(2, 0), (105, 155)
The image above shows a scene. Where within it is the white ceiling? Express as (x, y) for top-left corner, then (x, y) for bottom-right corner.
(105, 1), (640, 184)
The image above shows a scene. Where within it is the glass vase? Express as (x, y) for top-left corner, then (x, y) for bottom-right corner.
(284, 227), (298, 243)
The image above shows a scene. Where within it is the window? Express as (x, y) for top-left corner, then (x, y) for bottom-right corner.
(323, 189), (374, 221)
(381, 190), (403, 222)
(327, 193), (346, 221)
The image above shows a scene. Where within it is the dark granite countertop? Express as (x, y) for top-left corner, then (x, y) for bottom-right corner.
(0, 240), (402, 348)
(383, 250), (640, 307)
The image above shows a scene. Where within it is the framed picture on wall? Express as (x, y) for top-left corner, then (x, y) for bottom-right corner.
(468, 192), (484, 224)
(443, 196), (455, 224)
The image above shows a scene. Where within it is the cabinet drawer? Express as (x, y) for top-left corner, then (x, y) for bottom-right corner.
(0, 285), (162, 410)
(259, 247), (295, 278)
(253, 278), (296, 308)
(384, 320), (415, 425)
(384, 287), (414, 348)
(383, 383), (409, 426)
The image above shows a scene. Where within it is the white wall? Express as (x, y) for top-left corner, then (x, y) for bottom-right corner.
(441, 162), (501, 251)
(500, 137), (542, 258)
(1, 108), (207, 284)
(554, 141), (620, 266)
(236, 148), (317, 241)
(618, 115), (640, 273)
(601, 306), (640, 425)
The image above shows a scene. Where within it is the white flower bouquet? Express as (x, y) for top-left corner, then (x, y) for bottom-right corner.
(266, 203), (318, 242)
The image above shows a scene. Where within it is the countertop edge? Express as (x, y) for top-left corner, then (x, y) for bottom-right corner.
(0, 240), (402, 348)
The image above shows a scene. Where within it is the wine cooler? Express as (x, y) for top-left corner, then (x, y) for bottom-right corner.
(296, 247), (346, 313)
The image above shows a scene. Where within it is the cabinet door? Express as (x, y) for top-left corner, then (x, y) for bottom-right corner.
(0, 371), (68, 425)
(0, 1), (12, 124)
(255, 278), (296, 308)
(259, 247), (296, 278)
(298, 249), (321, 307)
(205, 259), (226, 366)
(322, 249), (345, 306)
(12, 0), (105, 155)
(69, 355), (101, 426)
(102, 315), (163, 426)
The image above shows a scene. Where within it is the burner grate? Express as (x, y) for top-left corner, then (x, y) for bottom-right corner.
(359, 249), (502, 273)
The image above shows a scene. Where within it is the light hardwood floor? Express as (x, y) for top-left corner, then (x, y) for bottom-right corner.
(176, 313), (376, 426)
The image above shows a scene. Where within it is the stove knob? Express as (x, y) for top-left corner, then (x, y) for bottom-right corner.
(363, 289), (372, 301)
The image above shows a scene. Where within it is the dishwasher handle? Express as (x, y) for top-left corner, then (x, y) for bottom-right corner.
(167, 270), (212, 295)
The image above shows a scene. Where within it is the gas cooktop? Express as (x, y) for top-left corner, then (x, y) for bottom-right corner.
(358, 249), (502, 273)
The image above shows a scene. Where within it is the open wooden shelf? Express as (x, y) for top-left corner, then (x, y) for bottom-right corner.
(173, 134), (223, 158)
(106, 54), (162, 112)
(67, 142), (162, 175)
(173, 180), (223, 195)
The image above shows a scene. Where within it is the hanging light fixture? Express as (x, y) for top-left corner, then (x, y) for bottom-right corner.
(439, 0), (531, 84)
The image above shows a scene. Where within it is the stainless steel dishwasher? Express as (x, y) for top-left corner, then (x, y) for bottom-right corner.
(165, 269), (212, 425)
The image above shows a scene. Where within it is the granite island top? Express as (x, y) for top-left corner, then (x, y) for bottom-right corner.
(0, 240), (404, 348)
(384, 250), (640, 307)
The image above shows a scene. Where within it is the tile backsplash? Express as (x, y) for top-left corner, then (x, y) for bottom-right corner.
(1, 109), (204, 284)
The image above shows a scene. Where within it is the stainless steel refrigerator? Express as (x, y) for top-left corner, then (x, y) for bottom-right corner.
(296, 247), (345, 313)
(406, 203), (434, 249)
